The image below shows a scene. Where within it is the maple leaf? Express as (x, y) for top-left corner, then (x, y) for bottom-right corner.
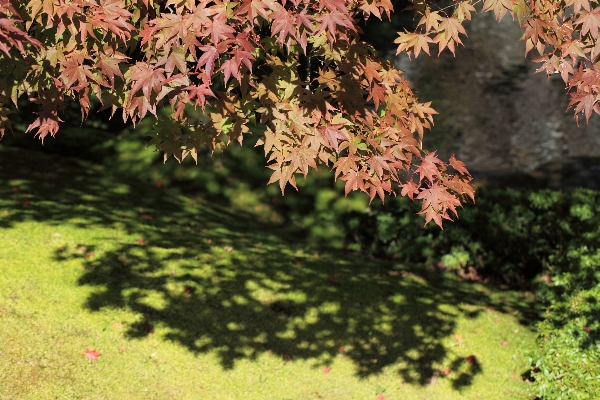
(569, 91), (600, 123)
(59, 56), (96, 89)
(129, 62), (166, 100)
(340, 169), (370, 195)
(566, 0), (592, 14)
(320, 124), (347, 152)
(26, 96), (64, 143)
(415, 152), (443, 184)
(394, 31), (433, 58)
(465, 355), (477, 365)
(204, 14), (235, 45)
(270, 4), (295, 47)
(96, 51), (127, 88)
(481, 0), (514, 21)
(418, 10), (443, 32)
(417, 183), (462, 228)
(363, 60), (382, 85)
(317, 11), (354, 42)
(323, 366), (331, 374)
(576, 8), (600, 40)
(401, 180), (419, 200)
(197, 45), (219, 79)
(220, 58), (241, 86)
(84, 348), (101, 360)
(360, 1), (382, 20)
(434, 17), (467, 55)
(0, 13), (43, 56)
(449, 155), (469, 175)
(237, 0), (271, 23)
(184, 84), (216, 110)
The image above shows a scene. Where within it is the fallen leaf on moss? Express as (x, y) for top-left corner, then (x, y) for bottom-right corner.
(84, 348), (101, 360)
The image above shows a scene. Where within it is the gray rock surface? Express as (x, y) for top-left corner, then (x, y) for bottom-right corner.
(388, 12), (600, 177)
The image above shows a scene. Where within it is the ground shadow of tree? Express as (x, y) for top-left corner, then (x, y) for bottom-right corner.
(0, 146), (540, 389)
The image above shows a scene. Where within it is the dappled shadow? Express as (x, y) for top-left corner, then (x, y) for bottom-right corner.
(0, 145), (539, 388)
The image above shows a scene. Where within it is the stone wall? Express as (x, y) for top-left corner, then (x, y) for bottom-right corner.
(389, 12), (600, 175)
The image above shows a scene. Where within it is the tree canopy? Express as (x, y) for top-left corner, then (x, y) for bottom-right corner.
(0, 0), (596, 227)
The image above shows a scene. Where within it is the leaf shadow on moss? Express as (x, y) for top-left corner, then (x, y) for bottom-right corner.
(0, 146), (539, 389)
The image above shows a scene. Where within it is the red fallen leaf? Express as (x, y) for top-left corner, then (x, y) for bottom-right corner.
(376, 394), (385, 400)
(156, 180), (163, 188)
(85, 252), (94, 258)
(21, 200), (29, 206)
(442, 368), (451, 376)
(323, 366), (331, 374)
(327, 277), (341, 286)
(184, 288), (192, 294)
(138, 238), (145, 244)
(465, 355), (477, 365)
(338, 346), (346, 353)
(145, 324), (154, 334)
(584, 326), (591, 332)
(119, 347), (127, 353)
(501, 341), (509, 346)
(84, 348), (101, 360)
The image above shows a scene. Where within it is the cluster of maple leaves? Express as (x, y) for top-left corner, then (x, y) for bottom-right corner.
(0, 0), (593, 227)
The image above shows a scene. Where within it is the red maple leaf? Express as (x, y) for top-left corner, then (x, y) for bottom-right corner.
(197, 45), (219, 79)
(204, 15), (235, 45)
(237, 0), (271, 23)
(270, 5), (295, 46)
(84, 348), (101, 360)
(465, 355), (477, 365)
(415, 151), (443, 184)
(401, 180), (420, 200)
(317, 11), (353, 41)
(449, 155), (469, 176)
(323, 366), (331, 374)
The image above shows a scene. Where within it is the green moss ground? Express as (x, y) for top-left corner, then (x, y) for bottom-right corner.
(0, 146), (539, 399)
